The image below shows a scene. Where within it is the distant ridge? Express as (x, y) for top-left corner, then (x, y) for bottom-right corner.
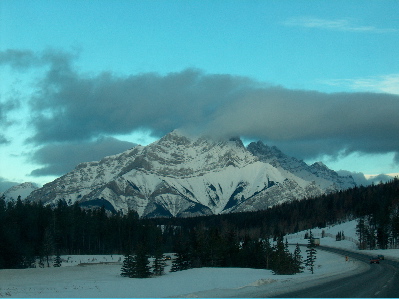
(2, 182), (38, 202)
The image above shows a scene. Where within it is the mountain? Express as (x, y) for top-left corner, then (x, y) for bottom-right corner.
(2, 182), (38, 202)
(27, 130), (355, 217)
(247, 142), (355, 192)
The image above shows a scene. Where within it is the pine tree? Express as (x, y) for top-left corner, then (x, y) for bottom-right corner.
(152, 251), (166, 276)
(120, 254), (135, 277)
(294, 243), (304, 272)
(356, 218), (367, 249)
(305, 231), (317, 274)
(43, 228), (55, 267)
(170, 254), (180, 272)
(271, 237), (287, 274)
(53, 253), (62, 267)
(132, 245), (151, 278)
(170, 251), (190, 272)
(170, 233), (191, 272)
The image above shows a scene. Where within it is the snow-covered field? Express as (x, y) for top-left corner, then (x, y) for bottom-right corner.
(1, 220), (397, 298)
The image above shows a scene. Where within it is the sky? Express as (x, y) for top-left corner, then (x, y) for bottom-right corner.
(0, 0), (399, 191)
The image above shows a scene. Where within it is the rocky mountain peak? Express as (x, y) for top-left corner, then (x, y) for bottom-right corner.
(311, 161), (329, 170)
(228, 136), (245, 149)
(26, 131), (356, 217)
(157, 129), (192, 146)
(247, 141), (286, 160)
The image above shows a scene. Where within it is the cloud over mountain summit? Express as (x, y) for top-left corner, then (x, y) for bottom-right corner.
(2, 49), (399, 177)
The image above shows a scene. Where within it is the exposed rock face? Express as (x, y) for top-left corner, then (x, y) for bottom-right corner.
(27, 130), (355, 217)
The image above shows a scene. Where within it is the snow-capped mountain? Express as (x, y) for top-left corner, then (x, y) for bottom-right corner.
(27, 130), (355, 217)
(2, 182), (38, 202)
(247, 142), (355, 192)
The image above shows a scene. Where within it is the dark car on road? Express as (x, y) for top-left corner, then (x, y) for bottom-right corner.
(370, 257), (380, 264)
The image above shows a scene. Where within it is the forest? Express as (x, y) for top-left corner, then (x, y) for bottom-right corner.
(1, 178), (398, 273)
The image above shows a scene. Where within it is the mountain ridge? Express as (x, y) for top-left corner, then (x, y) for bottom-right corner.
(26, 130), (355, 217)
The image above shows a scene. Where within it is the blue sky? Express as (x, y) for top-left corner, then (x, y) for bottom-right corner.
(1, 0), (398, 190)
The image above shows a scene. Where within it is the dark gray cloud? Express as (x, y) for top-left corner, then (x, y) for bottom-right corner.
(2, 49), (399, 172)
(30, 136), (136, 176)
(208, 88), (399, 159)
(28, 60), (256, 143)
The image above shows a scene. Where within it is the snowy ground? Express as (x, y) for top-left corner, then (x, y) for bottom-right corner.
(1, 220), (397, 298)
(285, 220), (399, 261)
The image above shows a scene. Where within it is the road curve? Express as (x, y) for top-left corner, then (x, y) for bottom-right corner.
(273, 246), (399, 298)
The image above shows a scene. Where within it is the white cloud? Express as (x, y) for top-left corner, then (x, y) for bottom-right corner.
(283, 17), (398, 33)
(322, 74), (399, 95)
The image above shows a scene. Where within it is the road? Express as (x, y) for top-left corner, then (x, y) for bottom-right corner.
(273, 246), (399, 298)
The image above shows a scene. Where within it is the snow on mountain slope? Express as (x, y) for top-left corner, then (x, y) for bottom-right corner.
(27, 130), (355, 217)
(247, 141), (355, 191)
(1, 182), (38, 202)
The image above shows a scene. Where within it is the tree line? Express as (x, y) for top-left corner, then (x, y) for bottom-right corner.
(1, 178), (398, 270)
(120, 229), (311, 278)
(0, 198), (163, 269)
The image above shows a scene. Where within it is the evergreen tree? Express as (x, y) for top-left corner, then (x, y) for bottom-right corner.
(170, 250), (191, 272)
(356, 218), (367, 249)
(270, 237), (299, 275)
(170, 254), (181, 272)
(294, 243), (304, 272)
(53, 253), (62, 267)
(132, 245), (151, 278)
(263, 238), (273, 270)
(271, 237), (287, 274)
(120, 254), (135, 277)
(42, 228), (55, 267)
(170, 232), (191, 272)
(152, 251), (166, 276)
(305, 231), (317, 274)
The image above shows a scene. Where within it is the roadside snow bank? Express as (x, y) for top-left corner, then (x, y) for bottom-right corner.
(178, 249), (368, 298)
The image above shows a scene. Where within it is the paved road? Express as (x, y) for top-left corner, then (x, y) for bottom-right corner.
(273, 246), (399, 298)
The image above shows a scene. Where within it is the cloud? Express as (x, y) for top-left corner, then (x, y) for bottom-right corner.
(0, 177), (19, 193)
(0, 49), (78, 70)
(2, 49), (399, 171)
(322, 74), (399, 95)
(26, 51), (258, 143)
(30, 136), (136, 176)
(283, 17), (398, 33)
(337, 170), (397, 186)
(0, 99), (20, 144)
(0, 49), (39, 69)
(206, 88), (399, 160)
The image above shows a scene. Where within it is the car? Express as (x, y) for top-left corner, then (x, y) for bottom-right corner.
(370, 257), (380, 264)
(377, 254), (385, 260)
